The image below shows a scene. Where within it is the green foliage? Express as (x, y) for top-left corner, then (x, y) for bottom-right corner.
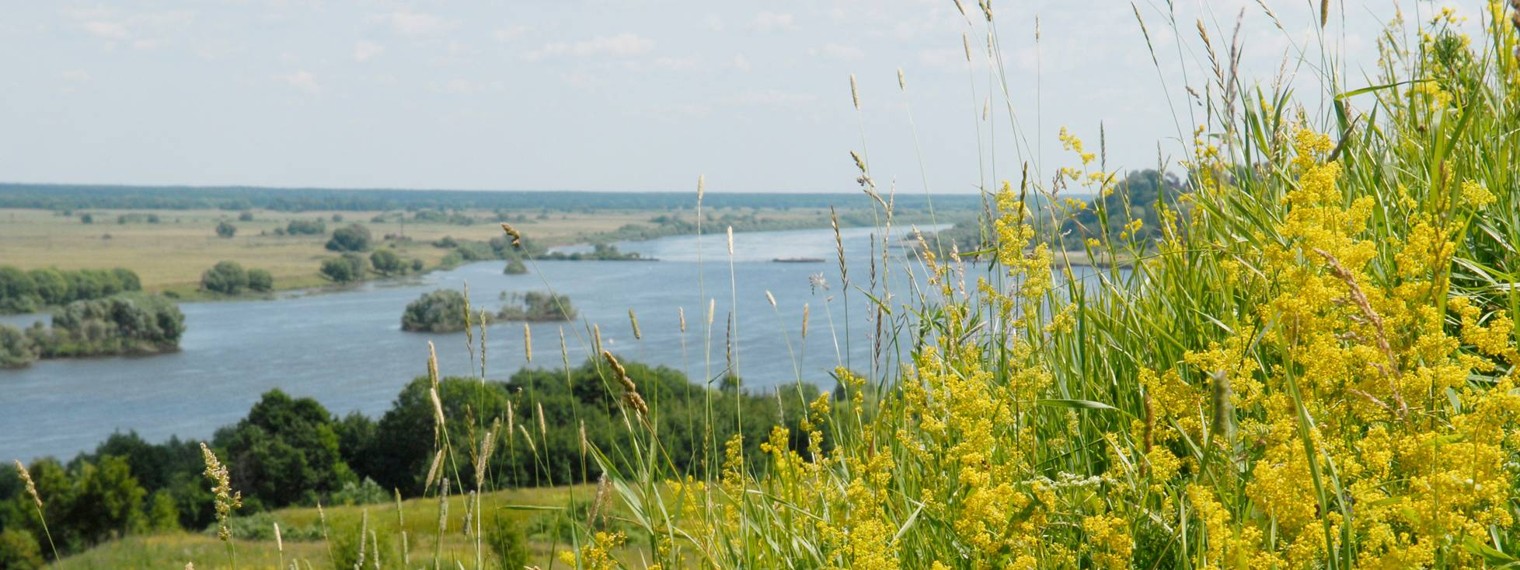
(327, 478), (388, 507)
(352, 360), (815, 495)
(496, 291), (576, 322)
(319, 254), (366, 283)
(503, 258), (528, 275)
(369, 248), (404, 276)
(400, 289), (470, 332)
(534, 243), (645, 261)
(486, 514), (529, 569)
(212, 389), (356, 510)
(0, 528), (44, 570)
(200, 260), (248, 295)
(1057, 169), (1186, 248)
(284, 218), (326, 236)
(214, 220), (236, 239)
(9, 456), (147, 554)
(325, 223), (372, 252)
(0, 266), (143, 314)
(237, 211), (254, 222)
(0, 266), (37, 312)
(0, 323), (37, 368)
(26, 268), (68, 306)
(31, 293), (184, 358)
(246, 268), (273, 293)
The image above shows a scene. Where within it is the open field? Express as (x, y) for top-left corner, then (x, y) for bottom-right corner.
(0, 205), (853, 295)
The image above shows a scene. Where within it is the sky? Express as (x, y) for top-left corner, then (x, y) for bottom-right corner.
(0, 0), (1487, 194)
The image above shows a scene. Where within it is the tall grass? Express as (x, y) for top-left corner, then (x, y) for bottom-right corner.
(586, 2), (1520, 569)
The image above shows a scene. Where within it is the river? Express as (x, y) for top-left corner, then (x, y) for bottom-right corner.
(2, 225), (990, 463)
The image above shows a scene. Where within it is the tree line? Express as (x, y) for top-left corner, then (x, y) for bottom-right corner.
(0, 357), (822, 565)
(0, 266), (143, 314)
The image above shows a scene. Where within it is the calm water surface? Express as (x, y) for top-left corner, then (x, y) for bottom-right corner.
(2, 226), (972, 463)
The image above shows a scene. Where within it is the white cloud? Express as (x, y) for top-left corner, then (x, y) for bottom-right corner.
(373, 10), (456, 37)
(70, 10), (194, 47)
(703, 14), (725, 32)
(729, 54), (752, 72)
(493, 26), (529, 42)
(277, 70), (321, 94)
(728, 89), (816, 107)
(58, 70), (91, 83)
(353, 40), (384, 62)
(753, 12), (797, 32)
(82, 20), (129, 40)
(524, 33), (654, 61)
(815, 43), (865, 61)
(650, 56), (697, 71)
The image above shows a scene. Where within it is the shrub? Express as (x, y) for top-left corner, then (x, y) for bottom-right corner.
(400, 289), (469, 332)
(246, 268), (274, 293)
(369, 249), (404, 276)
(200, 260), (248, 294)
(497, 291), (575, 321)
(215, 220), (236, 238)
(325, 223), (372, 252)
(286, 218), (326, 235)
(486, 515), (529, 569)
(0, 323), (38, 368)
(320, 254), (366, 283)
(0, 528), (44, 570)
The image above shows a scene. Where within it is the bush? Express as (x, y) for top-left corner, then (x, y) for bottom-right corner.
(0, 323), (38, 368)
(326, 223), (372, 252)
(201, 260), (248, 294)
(38, 293), (185, 357)
(215, 220), (236, 238)
(320, 254), (366, 283)
(246, 268), (274, 293)
(286, 218), (326, 235)
(487, 515), (529, 569)
(0, 528), (44, 570)
(504, 258), (528, 275)
(238, 211), (254, 222)
(400, 289), (470, 332)
(497, 291), (575, 321)
(369, 249), (404, 276)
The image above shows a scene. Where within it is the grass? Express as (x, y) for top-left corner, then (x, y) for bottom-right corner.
(55, 485), (626, 569)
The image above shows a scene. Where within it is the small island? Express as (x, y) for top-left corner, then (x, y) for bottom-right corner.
(401, 289), (576, 333)
(0, 293), (186, 368)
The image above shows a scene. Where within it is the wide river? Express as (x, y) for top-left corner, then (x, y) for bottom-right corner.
(2, 225), (1005, 464)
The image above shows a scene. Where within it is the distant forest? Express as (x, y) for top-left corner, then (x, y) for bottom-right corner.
(0, 184), (985, 213)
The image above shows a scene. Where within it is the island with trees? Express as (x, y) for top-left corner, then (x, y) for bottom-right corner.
(401, 289), (576, 332)
(0, 293), (186, 368)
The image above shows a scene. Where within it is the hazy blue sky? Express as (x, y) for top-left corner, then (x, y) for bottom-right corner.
(0, 1), (1480, 193)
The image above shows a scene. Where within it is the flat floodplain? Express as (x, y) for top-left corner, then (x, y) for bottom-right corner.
(0, 206), (839, 293)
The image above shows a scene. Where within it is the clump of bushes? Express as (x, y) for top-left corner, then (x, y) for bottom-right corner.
(320, 253), (367, 283)
(2, 293), (187, 367)
(200, 261), (274, 295)
(400, 289), (471, 332)
(325, 223), (372, 252)
(0, 266), (143, 314)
